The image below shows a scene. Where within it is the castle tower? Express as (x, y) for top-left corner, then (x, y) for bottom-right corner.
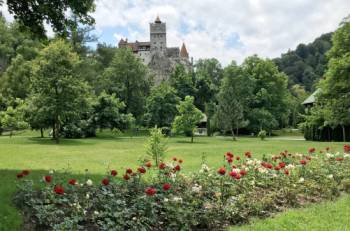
(150, 16), (166, 53)
(180, 42), (189, 59)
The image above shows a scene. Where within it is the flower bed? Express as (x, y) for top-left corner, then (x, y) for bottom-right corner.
(14, 146), (350, 230)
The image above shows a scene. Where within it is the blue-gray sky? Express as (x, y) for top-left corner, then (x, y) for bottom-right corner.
(1, 0), (350, 65)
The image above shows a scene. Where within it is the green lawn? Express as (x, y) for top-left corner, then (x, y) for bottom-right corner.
(233, 195), (350, 231)
(0, 131), (347, 230)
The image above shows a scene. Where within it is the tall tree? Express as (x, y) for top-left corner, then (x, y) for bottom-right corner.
(92, 91), (132, 131)
(169, 64), (196, 100)
(144, 83), (180, 128)
(172, 96), (203, 143)
(215, 62), (253, 140)
(2, 0), (95, 38)
(242, 55), (289, 134)
(30, 39), (91, 143)
(102, 48), (151, 122)
(318, 17), (350, 141)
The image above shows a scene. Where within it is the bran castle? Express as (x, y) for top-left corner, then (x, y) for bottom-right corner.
(118, 16), (192, 83)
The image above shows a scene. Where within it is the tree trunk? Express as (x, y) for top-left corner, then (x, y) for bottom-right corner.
(191, 131), (194, 143)
(342, 125), (346, 142)
(40, 128), (44, 138)
(236, 127), (239, 137)
(52, 124), (56, 139)
(10, 130), (13, 138)
(231, 128), (236, 141)
(207, 119), (211, 137)
(54, 120), (60, 144)
(327, 127), (331, 141)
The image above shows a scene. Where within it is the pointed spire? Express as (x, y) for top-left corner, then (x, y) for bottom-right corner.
(155, 15), (161, 23)
(180, 42), (189, 58)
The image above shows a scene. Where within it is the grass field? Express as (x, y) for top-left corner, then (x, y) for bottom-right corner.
(233, 195), (350, 231)
(0, 130), (348, 230)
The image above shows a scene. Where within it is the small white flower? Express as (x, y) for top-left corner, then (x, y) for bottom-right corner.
(83, 210), (87, 215)
(344, 154), (350, 158)
(327, 174), (333, 179)
(199, 164), (210, 173)
(164, 198), (169, 202)
(191, 184), (202, 193)
(298, 177), (305, 183)
(86, 179), (93, 186)
(49, 170), (54, 174)
(132, 217), (137, 221)
(172, 196), (183, 203)
(86, 193), (90, 199)
(94, 211), (99, 215)
(286, 164), (296, 170)
(326, 153), (334, 158)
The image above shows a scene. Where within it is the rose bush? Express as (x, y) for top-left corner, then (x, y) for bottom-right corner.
(14, 145), (350, 230)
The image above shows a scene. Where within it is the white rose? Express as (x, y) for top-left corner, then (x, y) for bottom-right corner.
(86, 194), (90, 199)
(94, 211), (99, 215)
(86, 179), (93, 186)
(298, 177), (305, 183)
(327, 174), (333, 179)
(49, 170), (54, 174)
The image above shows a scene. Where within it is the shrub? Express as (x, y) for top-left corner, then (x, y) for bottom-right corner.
(14, 147), (350, 230)
(258, 130), (267, 140)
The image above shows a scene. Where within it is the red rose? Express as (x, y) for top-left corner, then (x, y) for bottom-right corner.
(226, 152), (233, 158)
(234, 174), (241, 180)
(145, 162), (152, 168)
(217, 167), (226, 175)
(145, 187), (157, 196)
(344, 145), (350, 153)
(172, 157), (177, 161)
(126, 168), (133, 174)
(123, 174), (130, 180)
(162, 183), (171, 191)
(229, 171), (237, 177)
(279, 162), (286, 168)
(284, 169), (289, 175)
(68, 179), (77, 185)
(111, 170), (118, 176)
(54, 185), (64, 195)
(16, 173), (24, 179)
(44, 175), (52, 183)
(227, 157), (233, 163)
(102, 178), (109, 186)
(174, 165), (181, 171)
(299, 159), (307, 165)
(266, 163), (273, 169)
(236, 156), (241, 161)
(308, 147), (316, 153)
(274, 166), (281, 171)
(245, 152), (252, 158)
(335, 157), (344, 161)
(22, 170), (30, 176)
(240, 169), (247, 175)
(178, 159), (183, 164)
(138, 167), (146, 174)
(159, 163), (166, 170)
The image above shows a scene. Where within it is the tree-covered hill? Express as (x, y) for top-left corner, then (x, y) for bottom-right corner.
(274, 33), (332, 92)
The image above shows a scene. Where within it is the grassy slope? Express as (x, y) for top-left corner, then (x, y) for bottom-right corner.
(0, 131), (347, 230)
(232, 195), (350, 231)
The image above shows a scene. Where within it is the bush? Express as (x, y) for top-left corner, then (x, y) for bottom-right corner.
(14, 146), (350, 230)
(258, 130), (267, 140)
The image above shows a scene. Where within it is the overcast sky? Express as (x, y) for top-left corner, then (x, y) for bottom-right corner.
(1, 0), (350, 65)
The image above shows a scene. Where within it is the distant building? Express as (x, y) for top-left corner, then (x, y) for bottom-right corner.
(118, 16), (192, 84)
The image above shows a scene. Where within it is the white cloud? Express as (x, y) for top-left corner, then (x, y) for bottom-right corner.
(2, 0), (349, 65)
(93, 0), (350, 65)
